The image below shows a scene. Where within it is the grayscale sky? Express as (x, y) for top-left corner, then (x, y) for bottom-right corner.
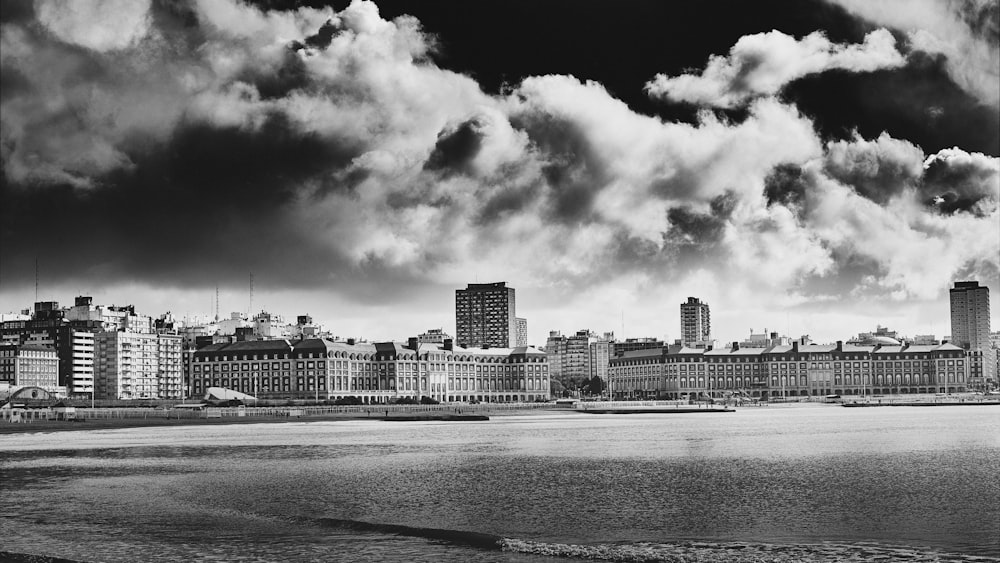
(1, 0), (997, 345)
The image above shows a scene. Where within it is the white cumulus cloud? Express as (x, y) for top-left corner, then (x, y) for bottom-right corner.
(645, 28), (905, 108)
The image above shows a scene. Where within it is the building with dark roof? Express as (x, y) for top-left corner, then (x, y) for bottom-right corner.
(608, 340), (969, 400)
(190, 337), (549, 403)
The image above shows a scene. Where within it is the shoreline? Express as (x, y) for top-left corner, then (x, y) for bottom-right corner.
(4, 400), (997, 435)
(0, 408), (562, 435)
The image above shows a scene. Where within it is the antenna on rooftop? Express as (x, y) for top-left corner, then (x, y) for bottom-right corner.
(249, 271), (254, 318)
(215, 285), (219, 322)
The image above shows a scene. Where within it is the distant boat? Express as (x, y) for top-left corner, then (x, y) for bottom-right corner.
(824, 394), (842, 403)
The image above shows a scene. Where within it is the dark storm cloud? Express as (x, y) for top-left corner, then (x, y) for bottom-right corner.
(476, 179), (541, 224)
(423, 119), (484, 174)
(0, 113), (362, 288)
(2, 0), (997, 317)
(764, 163), (810, 208)
(0, 0), (33, 23)
(240, 49), (312, 100)
(304, 19), (340, 49)
(510, 113), (607, 224)
(957, 0), (1000, 44)
(922, 149), (1000, 215)
(664, 192), (738, 245)
(822, 133), (923, 203)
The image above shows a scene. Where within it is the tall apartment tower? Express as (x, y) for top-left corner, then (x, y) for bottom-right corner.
(680, 297), (711, 347)
(950, 281), (994, 385)
(456, 282), (517, 348)
(950, 281), (990, 350)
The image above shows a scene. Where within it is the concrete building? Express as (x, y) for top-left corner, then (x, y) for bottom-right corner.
(217, 312), (251, 336)
(190, 338), (549, 403)
(608, 340), (968, 400)
(455, 282), (518, 348)
(739, 330), (792, 348)
(157, 334), (183, 399)
(289, 315), (323, 339)
(0, 344), (60, 392)
(588, 332), (614, 383)
(66, 297), (152, 333)
(417, 328), (454, 345)
(515, 317), (528, 347)
(680, 297), (711, 347)
(1, 309), (100, 397)
(612, 337), (664, 357)
(251, 310), (289, 339)
(96, 331), (183, 399)
(950, 281), (994, 386)
(545, 330), (614, 395)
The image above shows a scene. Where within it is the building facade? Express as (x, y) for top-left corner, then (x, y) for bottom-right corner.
(96, 331), (183, 400)
(608, 341), (969, 400)
(680, 297), (711, 347)
(611, 337), (664, 357)
(0, 344), (60, 391)
(949, 281), (994, 386)
(515, 317), (528, 347)
(190, 338), (549, 404)
(1, 314), (100, 397)
(455, 282), (517, 348)
(417, 328), (454, 345)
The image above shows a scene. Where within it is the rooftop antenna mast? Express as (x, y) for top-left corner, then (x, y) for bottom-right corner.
(215, 285), (219, 322)
(249, 271), (254, 319)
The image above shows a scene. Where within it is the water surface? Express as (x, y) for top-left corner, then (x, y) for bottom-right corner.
(2, 405), (998, 562)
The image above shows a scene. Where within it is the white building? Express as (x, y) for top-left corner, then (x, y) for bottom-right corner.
(97, 332), (183, 399)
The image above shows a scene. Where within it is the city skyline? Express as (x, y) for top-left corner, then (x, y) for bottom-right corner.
(1, 0), (998, 346)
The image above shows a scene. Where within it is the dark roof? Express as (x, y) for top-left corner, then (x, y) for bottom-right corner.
(14, 344), (58, 353)
(193, 339), (294, 358)
(292, 338), (334, 352)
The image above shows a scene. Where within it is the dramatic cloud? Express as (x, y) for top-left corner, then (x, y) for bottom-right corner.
(645, 28), (904, 108)
(827, 0), (1000, 108)
(823, 132), (925, 203)
(35, 0), (152, 52)
(1, 0), (996, 342)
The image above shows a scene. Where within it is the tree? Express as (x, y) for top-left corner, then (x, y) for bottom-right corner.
(588, 376), (604, 395)
(550, 378), (566, 397)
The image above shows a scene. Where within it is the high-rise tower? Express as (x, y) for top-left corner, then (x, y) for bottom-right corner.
(455, 282), (518, 348)
(950, 281), (993, 386)
(680, 297), (711, 347)
(950, 281), (990, 350)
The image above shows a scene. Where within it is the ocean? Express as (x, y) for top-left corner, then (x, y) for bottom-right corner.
(1, 404), (998, 562)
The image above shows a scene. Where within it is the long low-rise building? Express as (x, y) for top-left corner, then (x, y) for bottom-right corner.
(190, 337), (549, 403)
(608, 340), (969, 400)
(0, 344), (60, 392)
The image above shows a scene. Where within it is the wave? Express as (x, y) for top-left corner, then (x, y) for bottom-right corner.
(499, 539), (1000, 562)
(313, 517), (502, 549)
(0, 552), (87, 563)
(311, 519), (999, 562)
